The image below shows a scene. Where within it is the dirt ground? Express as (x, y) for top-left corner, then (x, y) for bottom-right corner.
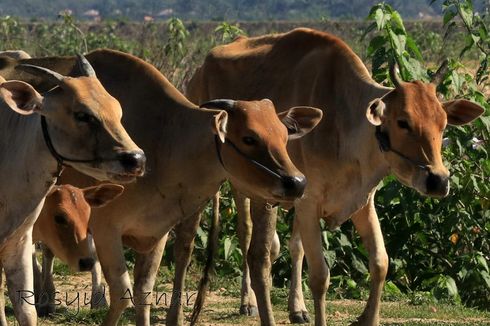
(2, 269), (487, 325)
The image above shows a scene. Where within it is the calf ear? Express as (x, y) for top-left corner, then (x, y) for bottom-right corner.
(442, 99), (484, 126)
(83, 184), (124, 208)
(212, 110), (228, 143)
(0, 80), (43, 115)
(278, 106), (323, 140)
(366, 98), (386, 126)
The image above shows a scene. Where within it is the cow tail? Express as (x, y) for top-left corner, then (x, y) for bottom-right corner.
(190, 191), (220, 326)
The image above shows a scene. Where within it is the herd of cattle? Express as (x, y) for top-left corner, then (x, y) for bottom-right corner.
(0, 27), (484, 326)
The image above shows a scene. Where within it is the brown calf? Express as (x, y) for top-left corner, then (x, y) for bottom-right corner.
(32, 184), (123, 316)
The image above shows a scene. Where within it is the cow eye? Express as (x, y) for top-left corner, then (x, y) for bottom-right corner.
(54, 214), (68, 226)
(242, 136), (257, 146)
(74, 111), (97, 124)
(397, 120), (412, 131)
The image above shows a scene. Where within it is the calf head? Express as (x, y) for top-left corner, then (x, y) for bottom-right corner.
(202, 99), (322, 201)
(366, 64), (484, 197)
(0, 55), (145, 182)
(34, 184), (123, 272)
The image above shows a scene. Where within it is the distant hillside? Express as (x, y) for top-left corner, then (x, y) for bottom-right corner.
(0, 0), (488, 21)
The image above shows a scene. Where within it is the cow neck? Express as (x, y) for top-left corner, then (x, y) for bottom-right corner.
(0, 112), (58, 244)
(353, 81), (392, 182)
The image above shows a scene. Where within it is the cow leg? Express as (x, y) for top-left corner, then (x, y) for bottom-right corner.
(233, 188), (258, 316)
(350, 195), (388, 326)
(37, 244), (56, 317)
(3, 233), (37, 326)
(31, 245), (42, 309)
(167, 212), (201, 326)
(288, 217), (309, 324)
(0, 262), (8, 326)
(93, 226), (132, 326)
(133, 234), (168, 326)
(248, 200), (278, 326)
(296, 204), (328, 326)
(90, 258), (107, 309)
(87, 233), (107, 309)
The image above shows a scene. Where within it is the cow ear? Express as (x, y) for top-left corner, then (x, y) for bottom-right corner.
(0, 80), (43, 115)
(442, 99), (484, 126)
(278, 106), (323, 140)
(83, 184), (124, 208)
(366, 98), (386, 126)
(212, 110), (228, 143)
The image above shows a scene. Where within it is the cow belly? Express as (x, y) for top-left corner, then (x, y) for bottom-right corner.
(122, 234), (160, 253)
(316, 181), (378, 229)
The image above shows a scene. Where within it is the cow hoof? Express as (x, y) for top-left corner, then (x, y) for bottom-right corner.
(289, 311), (310, 324)
(239, 304), (258, 316)
(37, 304), (55, 317)
(349, 316), (377, 326)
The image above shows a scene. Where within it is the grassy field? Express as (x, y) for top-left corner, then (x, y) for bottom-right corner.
(3, 262), (490, 325)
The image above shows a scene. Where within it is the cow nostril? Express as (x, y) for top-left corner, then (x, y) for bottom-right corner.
(282, 175), (307, 198)
(118, 151), (146, 172)
(79, 258), (95, 271)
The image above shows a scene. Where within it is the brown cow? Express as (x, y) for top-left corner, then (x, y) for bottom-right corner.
(0, 55), (144, 326)
(1, 49), (323, 326)
(32, 184), (123, 316)
(186, 28), (484, 326)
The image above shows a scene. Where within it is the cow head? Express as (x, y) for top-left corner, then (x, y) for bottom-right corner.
(366, 64), (484, 198)
(202, 99), (322, 201)
(34, 184), (123, 272)
(0, 55), (145, 183)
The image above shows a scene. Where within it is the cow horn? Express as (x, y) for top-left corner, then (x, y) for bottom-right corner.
(389, 62), (403, 88)
(77, 53), (96, 77)
(15, 64), (64, 85)
(200, 99), (236, 111)
(431, 59), (449, 86)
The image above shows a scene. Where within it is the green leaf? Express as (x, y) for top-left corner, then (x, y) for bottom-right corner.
(389, 30), (406, 56)
(367, 35), (386, 57)
(390, 11), (406, 33)
(223, 237), (232, 260)
(476, 254), (489, 273)
(346, 278), (357, 289)
(374, 8), (390, 30)
(481, 270), (490, 289)
(445, 275), (459, 298)
(338, 233), (352, 248)
(385, 281), (403, 296)
(459, 5), (473, 27)
(443, 8), (457, 25)
(406, 36), (423, 61)
(351, 253), (368, 274)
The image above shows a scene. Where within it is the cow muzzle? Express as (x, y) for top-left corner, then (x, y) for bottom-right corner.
(281, 175), (307, 198)
(425, 172), (449, 198)
(118, 150), (146, 176)
(79, 257), (95, 272)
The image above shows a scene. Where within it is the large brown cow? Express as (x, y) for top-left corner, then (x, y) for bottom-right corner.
(0, 55), (144, 326)
(186, 28), (484, 325)
(1, 49), (323, 325)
